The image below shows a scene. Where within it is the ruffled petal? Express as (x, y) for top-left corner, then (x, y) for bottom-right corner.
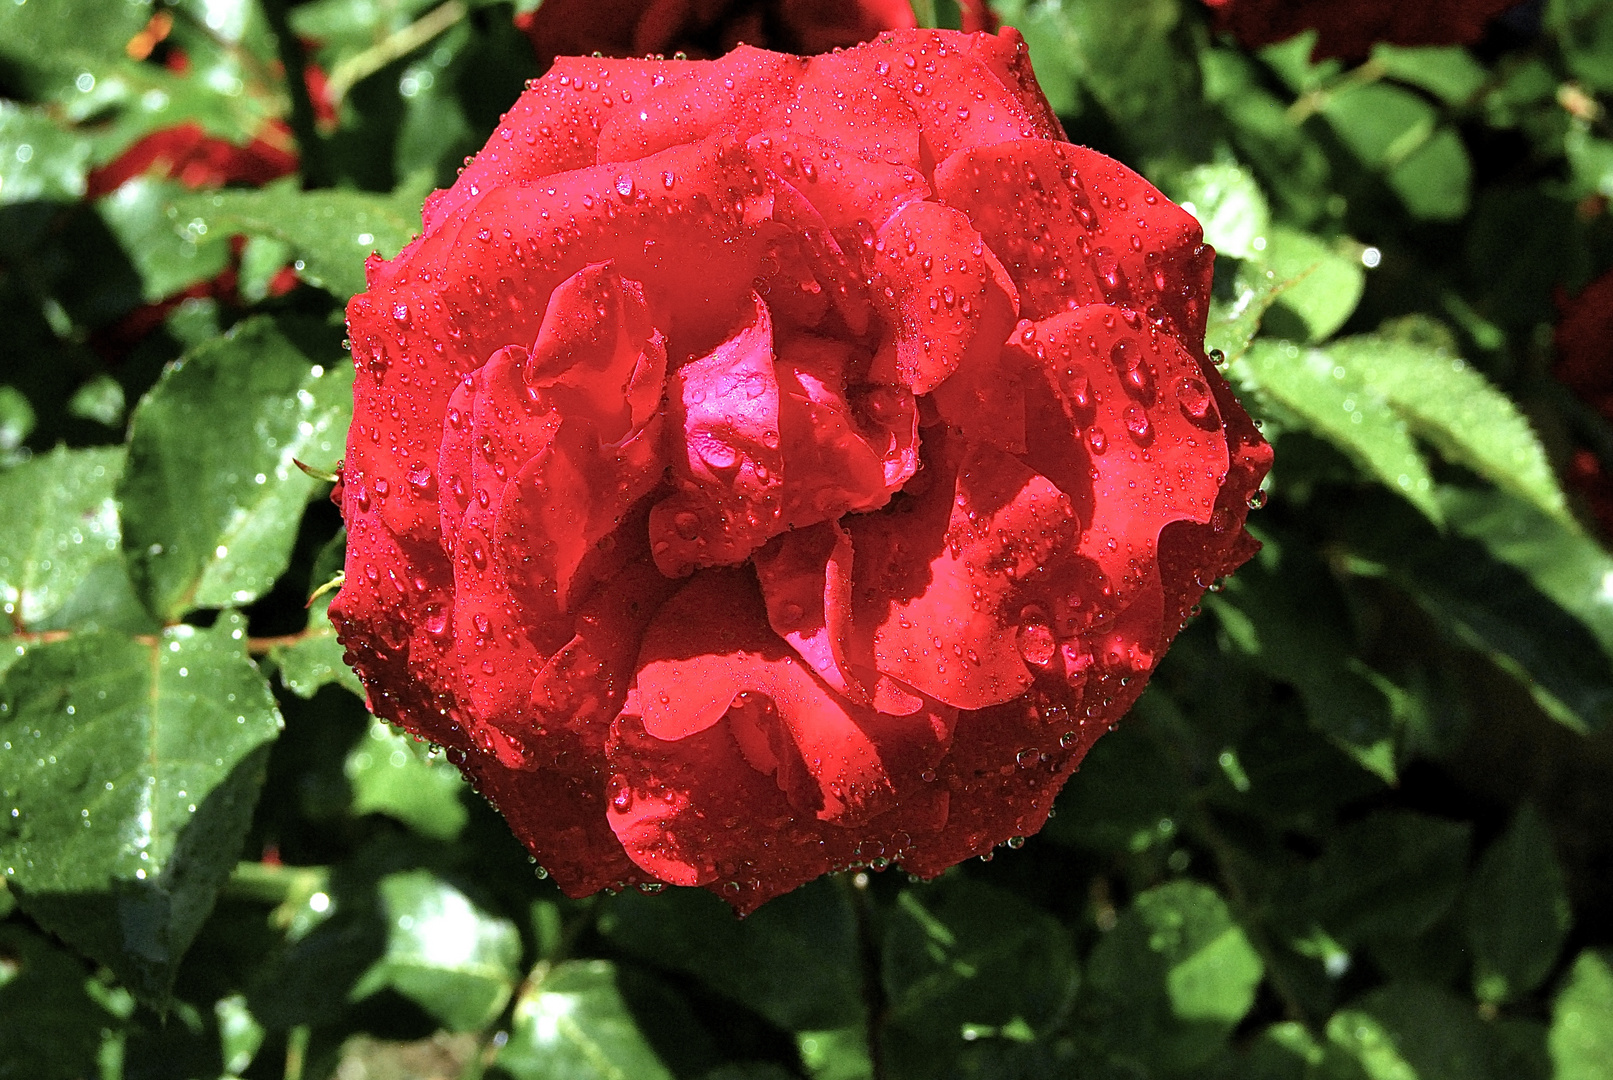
(871, 199), (1019, 395)
(1007, 307), (1229, 621)
(649, 293), (785, 575)
(752, 520), (864, 700)
(848, 430), (1078, 710)
(934, 139), (1213, 341)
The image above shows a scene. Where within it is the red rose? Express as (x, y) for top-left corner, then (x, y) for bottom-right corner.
(331, 27), (1271, 911)
(1204, 0), (1518, 59)
(515, 0), (918, 66)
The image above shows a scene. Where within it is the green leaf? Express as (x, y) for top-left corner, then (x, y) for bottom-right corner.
(1440, 487), (1613, 658)
(882, 878), (1077, 1043)
(269, 592), (365, 700)
(1336, 489), (1613, 734)
(1084, 881), (1264, 1072)
(1258, 226), (1366, 344)
(96, 178), (233, 304)
(1320, 82), (1470, 219)
(1232, 341), (1439, 521)
(1207, 532), (1400, 781)
(66, 375), (126, 429)
(796, 1024), (874, 1080)
(0, 446), (124, 630)
(1550, 950), (1613, 1080)
(1325, 983), (1498, 1080)
(1371, 45), (1489, 105)
(1300, 811), (1470, 948)
(0, 923), (123, 1080)
(1041, 701), (1190, 854)
(1166, 163), (1271, 261)
(1327, 336), (1568, 523)
(0, 0), (153, 98)
(1565, 126), (1613, 202)
(1549, 0), (1613, 94)
(120, 318), (353, 619)
(1322, 82), (1438, 170)
(990, 0), (1082, 115)
(1465, 806), (1571, 1004)
(350, 869), (521, 1031)
(0, 103), (91, 204)
(0, 612), (282, 1002)
(598, 876), (863, 1032)
(1203, 48), (1335, 225)
(496, 959), (675, 1080)
(344, 716), (468, 841)
(1385, 126), (1471, 220)
(168, 181), (426, 299)
(1049, 0), (1211, 161)
(0, 389), (35, 462)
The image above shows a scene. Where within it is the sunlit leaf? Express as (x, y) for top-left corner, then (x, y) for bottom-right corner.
(350, 869), (521, 1031)
(1466, 806), (1572, 1005)
(497, 960), (675, 1080)
(0, 447), (124, 630)
(120, 318), (353, 619)
(0, 613), (281, 1002)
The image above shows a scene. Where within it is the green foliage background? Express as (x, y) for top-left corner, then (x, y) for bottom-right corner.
(3, 0), (1613, 1077)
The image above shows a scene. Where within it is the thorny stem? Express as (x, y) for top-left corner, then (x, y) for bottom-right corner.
(1285, 58), (1387, 125)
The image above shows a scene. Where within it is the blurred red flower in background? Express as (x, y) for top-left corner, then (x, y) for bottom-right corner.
(1203, 0), (1520, 59)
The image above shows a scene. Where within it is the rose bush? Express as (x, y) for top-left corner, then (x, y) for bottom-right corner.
(331, 26), (1271, 911)
(1203, 0), (1520, 59)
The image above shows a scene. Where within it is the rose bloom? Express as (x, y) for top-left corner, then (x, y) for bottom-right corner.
(332, 27), (1271, 911)
(1204, 0), (1519, 59)
(516, 0), (996, 66)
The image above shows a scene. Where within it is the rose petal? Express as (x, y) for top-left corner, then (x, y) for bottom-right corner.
(524, 262), (668, 443)
(631, 569), (944, 823)
(774, 332), (915, 525)
(649, 293), (785, 575)
(752, 519), (865, 700)
(597, 47), (806, 162)
(848, 431), (1078, 710)
(1007, 307), (1229, 623)
(934, 139), (1212, 341)
(531, 520), (678, 749)
(870, 199), (1019, 395)
(421, 56), (675, 234)
(747, 130), (931, 232)
(845, 29), (1059, 165)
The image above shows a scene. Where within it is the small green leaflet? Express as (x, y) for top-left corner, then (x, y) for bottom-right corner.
(1550, 950), (1613, 1080)
(1084, 881), (1264, 1073)
(343, 717), (468, 841)
(1328, 337), (1569, 524)
(1465, 806), (1571, 1005)
(1233, 339), (1439, 520)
